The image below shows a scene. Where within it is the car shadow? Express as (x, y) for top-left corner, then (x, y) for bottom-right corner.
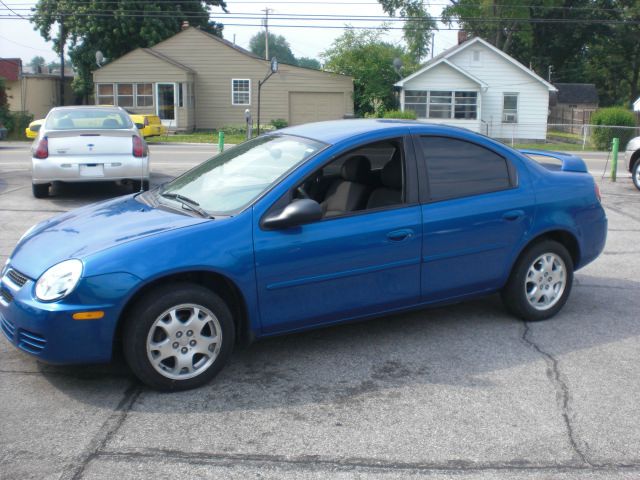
(36, 273), (640, 411)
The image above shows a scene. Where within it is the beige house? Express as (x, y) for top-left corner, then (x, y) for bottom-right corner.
(1, 58), (74, 120)
(92, 27), (354, 131)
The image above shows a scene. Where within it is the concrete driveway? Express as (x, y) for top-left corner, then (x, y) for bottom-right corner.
(1, 142), (639, 479)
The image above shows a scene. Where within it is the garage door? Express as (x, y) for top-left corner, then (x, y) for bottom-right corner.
(289, 92), (345, 126)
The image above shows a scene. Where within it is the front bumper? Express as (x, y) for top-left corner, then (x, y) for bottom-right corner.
(0, 266), (140, 364)
(32, 156), (149, 184)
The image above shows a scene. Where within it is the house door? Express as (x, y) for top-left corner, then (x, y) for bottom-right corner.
(156, 83), (177, 127)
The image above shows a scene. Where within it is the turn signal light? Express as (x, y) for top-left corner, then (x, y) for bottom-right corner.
(72, 311), (105, 320)
(34, 136), (48, 159)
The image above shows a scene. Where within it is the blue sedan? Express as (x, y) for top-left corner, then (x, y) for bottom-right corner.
(0, 120), (607, 390)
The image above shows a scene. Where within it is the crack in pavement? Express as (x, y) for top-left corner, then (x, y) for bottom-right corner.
(520, 322), (592, 467)
(94, 448), (640, 474)
(58, 383), (142, 480)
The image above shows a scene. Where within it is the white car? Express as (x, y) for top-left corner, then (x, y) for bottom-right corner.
(626, 136), (640, 191)
(31, 106), (150, 198)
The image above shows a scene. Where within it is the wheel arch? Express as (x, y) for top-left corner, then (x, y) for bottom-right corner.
(113, 270), (252, 355)
(629, 150), (640, 172)
(509, 229), (580, 280)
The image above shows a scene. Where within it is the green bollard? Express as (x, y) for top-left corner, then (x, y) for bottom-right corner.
(218, 131), (225, 153)
(611, 137), (619, 182)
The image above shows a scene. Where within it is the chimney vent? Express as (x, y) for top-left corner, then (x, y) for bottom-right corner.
(458, 31), (468, 45)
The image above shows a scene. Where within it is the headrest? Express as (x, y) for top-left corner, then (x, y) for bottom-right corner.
(381, 154), (402, 189)
(102, 118), (119, 128)
(341, 155), (371, 182)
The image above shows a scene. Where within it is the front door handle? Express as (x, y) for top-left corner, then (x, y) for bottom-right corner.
(387, 229), (414, 242)
(503, 210), (525, 221)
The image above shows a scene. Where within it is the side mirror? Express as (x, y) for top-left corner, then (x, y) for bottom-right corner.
(30, 124), (41, 132)
(262, 199), (322, 230)
(135, 122), (145, 130)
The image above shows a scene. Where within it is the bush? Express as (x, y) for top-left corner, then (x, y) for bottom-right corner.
(383, 110), (416, 120)
(270, 118), (288, 129)
(590, 107), (636, 150)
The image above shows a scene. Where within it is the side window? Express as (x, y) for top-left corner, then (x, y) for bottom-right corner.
(420, 136), (512, 201)
(294, 139), (406, 218)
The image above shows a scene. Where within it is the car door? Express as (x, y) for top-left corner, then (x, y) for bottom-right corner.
(253, 136), (423, 335)
(414, 133), (535, 302)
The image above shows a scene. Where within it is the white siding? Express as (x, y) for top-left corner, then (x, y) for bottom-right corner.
(448, 44), (549, 140)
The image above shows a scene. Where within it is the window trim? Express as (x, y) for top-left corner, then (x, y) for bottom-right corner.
(260, 134), (420, 228)
(414, 134), (518, 204)
(135, 83), (154, 107)
(502, 92), (519, 123)
(404, 90), (478, 120)
(231, 78), (251, 106)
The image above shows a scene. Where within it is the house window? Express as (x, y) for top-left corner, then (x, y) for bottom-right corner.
(232, 79), (251, 105)
(136, 83), (153, 107)
(404, 90), (477, 120)
(117, 83), (134, 107)
(96, 84), (114, 105)
(503, 93), (518, 123)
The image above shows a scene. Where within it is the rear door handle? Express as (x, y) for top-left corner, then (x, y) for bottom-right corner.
(387, 229), (414, 241)
(503, 209), (525, 221)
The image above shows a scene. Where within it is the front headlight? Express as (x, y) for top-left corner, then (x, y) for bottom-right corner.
(35, 259), (83, 302)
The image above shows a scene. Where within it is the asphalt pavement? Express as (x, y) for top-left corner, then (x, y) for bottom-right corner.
(0, 142), (639, 479)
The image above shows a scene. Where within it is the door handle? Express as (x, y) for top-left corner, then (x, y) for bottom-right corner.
(387, 229), (414, 241)
(503, 209), (525, 221)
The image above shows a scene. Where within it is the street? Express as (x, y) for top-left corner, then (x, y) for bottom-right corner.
(1, 142), (639, 479)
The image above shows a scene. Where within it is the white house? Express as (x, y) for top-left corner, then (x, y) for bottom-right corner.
(395, 37), (557, 141)
(633, 97), (640, 112)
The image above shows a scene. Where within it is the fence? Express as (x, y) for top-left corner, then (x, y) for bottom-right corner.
(485, 122), (640, 151)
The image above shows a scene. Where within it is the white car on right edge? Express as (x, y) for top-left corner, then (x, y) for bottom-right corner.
(31, 106), (150, 198)
(626, 136), (640, 190)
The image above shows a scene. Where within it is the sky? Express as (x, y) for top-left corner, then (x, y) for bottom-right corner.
(0, 0), (459, 66)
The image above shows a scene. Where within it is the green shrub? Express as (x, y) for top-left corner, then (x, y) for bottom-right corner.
(590, 107), (636, 150)
(383, 110), (416, 120)
(270, 118), (288, 129)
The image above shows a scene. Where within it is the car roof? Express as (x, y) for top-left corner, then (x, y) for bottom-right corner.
(279, 119), (474, 144)
(49, 106), (124, 112)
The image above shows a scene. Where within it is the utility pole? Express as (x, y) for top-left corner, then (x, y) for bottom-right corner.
(431, 33), (435, 59)
(59, 21), (65, 105)
(262, 8), (272, 60)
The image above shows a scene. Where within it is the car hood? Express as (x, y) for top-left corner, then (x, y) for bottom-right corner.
(10, 194), (208, 279)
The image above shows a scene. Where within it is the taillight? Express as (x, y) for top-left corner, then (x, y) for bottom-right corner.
(34, 136), (48, 159)
(132, 135), (145, 157)
(594, 183), (601, 203)
(144, 117), (149, 127)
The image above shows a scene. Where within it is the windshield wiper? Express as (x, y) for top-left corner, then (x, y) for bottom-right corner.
(160, 192), (212, 218)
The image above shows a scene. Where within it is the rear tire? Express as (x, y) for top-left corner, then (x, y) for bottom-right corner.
(32, 183), (49, 198)
(123, 283), (235, 391)
(632, 159), (640, 191)
(502, 240), (573, 322)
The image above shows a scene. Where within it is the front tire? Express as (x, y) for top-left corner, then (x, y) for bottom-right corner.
(32, 183), (49, 198)
(123, 283), (235, 391)
(632, 160), (640, 191)
(502, 240), (574, 321)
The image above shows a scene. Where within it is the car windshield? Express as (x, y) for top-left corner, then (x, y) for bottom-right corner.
(46, 108), (132, 130)
(160, 135), (325, 215)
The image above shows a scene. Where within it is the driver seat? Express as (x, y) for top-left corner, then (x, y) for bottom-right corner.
(321, 155), (372, 217)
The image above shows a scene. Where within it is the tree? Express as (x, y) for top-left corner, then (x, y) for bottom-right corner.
(297, 57), (321, 70)
(28, 56), (46, 71)
(31, 1), (228, 97)
(378, 0), (436, 62)
(322, 28), (417, 115)
(249, 32), (297, 65)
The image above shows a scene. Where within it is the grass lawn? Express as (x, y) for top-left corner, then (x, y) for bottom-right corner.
(146, 131), (247, 145)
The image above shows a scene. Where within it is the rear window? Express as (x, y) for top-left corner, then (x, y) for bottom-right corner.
(46, 108), (132, 130)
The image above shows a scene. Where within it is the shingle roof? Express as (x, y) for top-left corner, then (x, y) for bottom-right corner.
(554, 83), (599, 105)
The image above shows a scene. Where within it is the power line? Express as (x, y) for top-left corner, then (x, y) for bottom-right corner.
(0, 0), (28, 19)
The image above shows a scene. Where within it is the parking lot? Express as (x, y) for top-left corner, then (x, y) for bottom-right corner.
(1, 142), (639, 479)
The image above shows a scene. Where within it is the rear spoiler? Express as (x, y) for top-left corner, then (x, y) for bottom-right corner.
(46, 129), (134, 138)
(519, 149), (588, 173)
